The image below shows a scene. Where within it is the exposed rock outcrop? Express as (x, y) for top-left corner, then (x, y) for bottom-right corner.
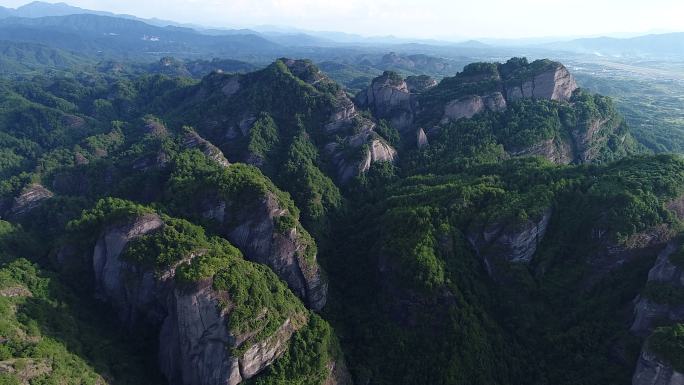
(201, 192), (328, 310)
(467, 209), (552, 276)
(7, 184), (53, 218)
(90, 214), (306, 385)
(353, 59), (586, 166)
(182, 129), (230, 167)
(417, 128), (429, 148)
(508, 138), (573, 164)
(631, 243), (684, 336)
(405, 75), (437, 93)
(189, 58), (397, 184)
(506, 64), (578, 102)
(570, 116), (613, 163)
(326, 133), (397, 183)
(633, 348), (684, 385)
(324, 357), (354, 385)
(356, 58), (577, 141)
(356, 71), (413, 131)
(440, 92), (507, 123)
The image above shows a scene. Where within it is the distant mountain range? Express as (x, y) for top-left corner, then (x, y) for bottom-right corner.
(0, 1), (682, 64)
(0, 13), (281, 59)
(544, 33), (684, 59)
(0, 1), (185, 27)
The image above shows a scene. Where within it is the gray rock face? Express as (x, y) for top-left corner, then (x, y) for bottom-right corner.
(159, 281), (241, 385)
(356, 71), (413, 132)
(324, 358), (354, 385)
(632, 298), (684, 337)
(364, 138), (397, 170)
(633, 348), (684, 385)
(8, 184), (53, 218)
(326, 133), (397, 183)
(221, 76), (241, 97)
(203, 193), (328, 311)
(441, 95), (484, 123)
(506, 65), (578, 102)
(325, 97), (358, 134)
(417, 128), (429, 148)
(91, 215), (302, 385)
(509, 138), (573, 164)
(570, 116), (612, 163)
(468, 209), (552, 276)
(405, 75), (437, 93)
(92, 214), (165, 325)
(440, 92), (507, 124)
(631, 243), (684, 335)
(239, 317), (297, 378)
(324, 87), (397, 183)
(182, 130), (230, 167)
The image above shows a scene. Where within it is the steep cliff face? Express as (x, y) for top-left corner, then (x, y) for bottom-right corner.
(353, 58), (629, 167)
(356, 71), (414, 131)
(508, 138), (574, 164)
(413, 58), (578, 127)
(416, 128), (429, 148)
(631, 243), (684, 336)
(440, 92), (507, 123)
(325, 133), (397, 182)
(505, 64), (578, 102)
(633, 347), (684, 385)
(178, 58), (396, 184)
(322, 89), (397, 182)
(354, 59), (584, 162)
(405, 75), (438, 93)
(89, 214), (308, 385)
(569, 114), (630, 164)
(200, 191), (328, 310)
(467, 209), (552, 276)
(92, 213), (165, 325)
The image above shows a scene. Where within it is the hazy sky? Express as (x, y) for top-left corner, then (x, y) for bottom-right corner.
(2, 0), (683, 39)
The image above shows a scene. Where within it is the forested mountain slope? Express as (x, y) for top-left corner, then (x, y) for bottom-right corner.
(0, 56), (681, 385)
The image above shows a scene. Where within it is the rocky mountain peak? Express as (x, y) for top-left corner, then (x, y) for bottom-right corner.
(502, 58), (578, 102)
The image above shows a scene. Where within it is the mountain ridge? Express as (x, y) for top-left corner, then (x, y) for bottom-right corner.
(0, 49), (681, 385)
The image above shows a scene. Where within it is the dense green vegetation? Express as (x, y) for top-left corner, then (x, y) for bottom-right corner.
(643, 281), (684, 304)
(249, 314), (342, 385)
(0, 221), (163, 385)
(648, 324), (684, 372)
(162, 60), (349, 235)
(324, 154), (684, 385)
(69, 196), (318, 364)
(0, 51), (682, 385)
(213, 259), (306, 354)
(669, 244), (684, 268)
(576, 72), (684, 154)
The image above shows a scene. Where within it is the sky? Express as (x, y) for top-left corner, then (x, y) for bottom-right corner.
(1, 0), (683, 40)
